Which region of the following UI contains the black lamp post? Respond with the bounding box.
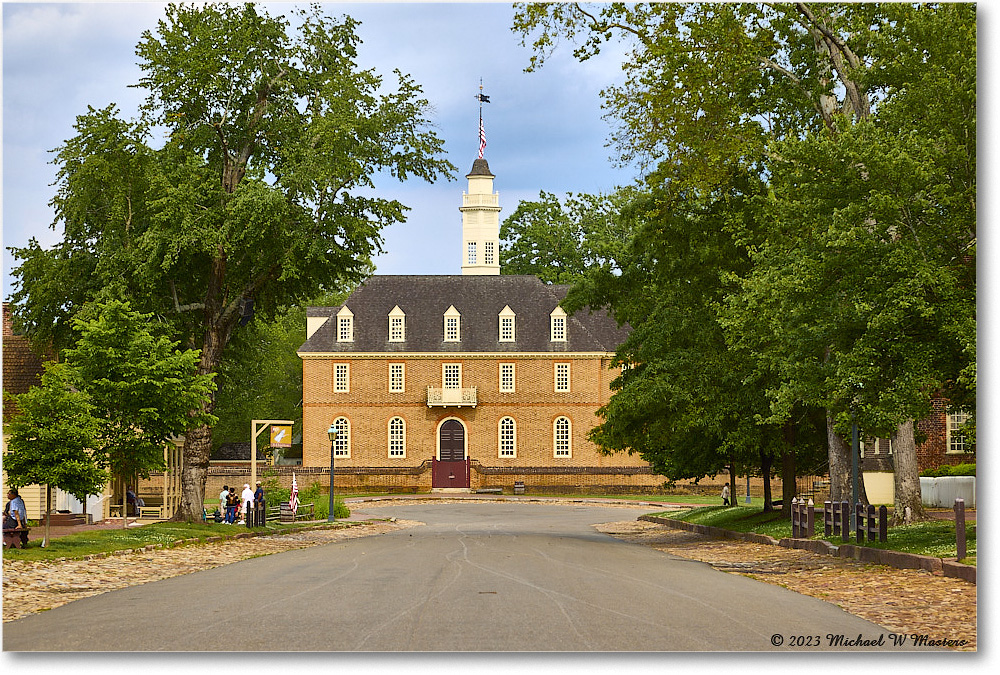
[327,424,338,522]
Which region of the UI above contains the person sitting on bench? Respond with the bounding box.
[3,488,29,547]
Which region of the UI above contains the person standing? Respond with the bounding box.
[240,484,253,525]
[225,486,239,524]
[253,482,264,526]
[721,482,731,506]
[219,485,229,519]
[4,488,29,547]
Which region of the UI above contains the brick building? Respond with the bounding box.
[297,158,661,493]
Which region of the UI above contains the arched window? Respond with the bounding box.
[388,417,406,458]
[553,416,571,458]
[331,417,350,458]
[498,417,516,458]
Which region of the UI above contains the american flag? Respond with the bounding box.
[289,472,299,513]
[478,117,486,159]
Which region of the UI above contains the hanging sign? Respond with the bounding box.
[270,425,292,448]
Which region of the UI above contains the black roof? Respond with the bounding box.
[467,158,494,177]
[298,275,628,354]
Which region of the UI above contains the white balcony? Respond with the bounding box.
[427,386,478,408]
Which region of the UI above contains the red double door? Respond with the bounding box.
[432,419,469,488]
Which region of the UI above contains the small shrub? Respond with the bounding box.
[921,463,976,477]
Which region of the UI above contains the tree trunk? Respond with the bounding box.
[826,412,851,502]
[780,422,797,517]
[759,449,773,512]
[891,419,927,524]
[781,449,796,517]
[43,484,52,547]
[173,319,229,521]
[728,457,737,509]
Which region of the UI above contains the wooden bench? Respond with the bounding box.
[3,528,29,549]
[277,502,315,522]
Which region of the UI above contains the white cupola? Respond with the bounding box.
[459,158,501,275]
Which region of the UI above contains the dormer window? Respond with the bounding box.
[499,305,516,342]
[444,305,461,342]
[550,307,567,342]
[388,305,406,342]
[337,306,354,342]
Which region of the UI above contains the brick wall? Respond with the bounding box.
[302,354,634,470]
[916,398,975,472]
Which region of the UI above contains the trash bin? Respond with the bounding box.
[514,481,525,495]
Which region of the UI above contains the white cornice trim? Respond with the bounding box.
[297,351,617,360]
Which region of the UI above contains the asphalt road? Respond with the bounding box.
[3,502,930,651]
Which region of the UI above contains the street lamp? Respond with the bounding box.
[327,424,338,522]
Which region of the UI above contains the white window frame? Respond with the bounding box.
[554,416,572,458]
[947,410,971,454]
[337,306,354,343]
[499,305,516,342]
[444,305,461,342]
[389,363,405,393]
[498,417,516,458]
[499,362,515,393]
[332,417,351,458]
[388,305,406,342]
[555,362,571,392]
[467,241,477,265]
[388,417,406,458]
[334,363,350,393]
[443,363,462,390]
[484,241,495,265]
[550,307,567,342]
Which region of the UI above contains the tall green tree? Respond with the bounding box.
[515,3,975,520]
[8,3,454,519]
[3,361,106,545]
[500,189,636,283]
[62,300,216,525]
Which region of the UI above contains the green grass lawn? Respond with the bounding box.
[657,504,976,563]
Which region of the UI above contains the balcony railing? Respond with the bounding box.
[427,386,478,408]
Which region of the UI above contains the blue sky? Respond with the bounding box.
[2,1,639,298]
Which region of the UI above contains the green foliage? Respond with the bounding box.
[6,2,455,516]
[61,300,216,481]
[500,189,637,283]
[921,464,976,478]
[3,362,107,501]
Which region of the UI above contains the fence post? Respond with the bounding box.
[855,502,865,543]
[878,505,887,542]
[824,501,832,537]
[955,498,966,561]
[866,504,877,542]
[806,499,815,538]
[832,501,841,537]
[791,498,799,538]
[840,501,850,543]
